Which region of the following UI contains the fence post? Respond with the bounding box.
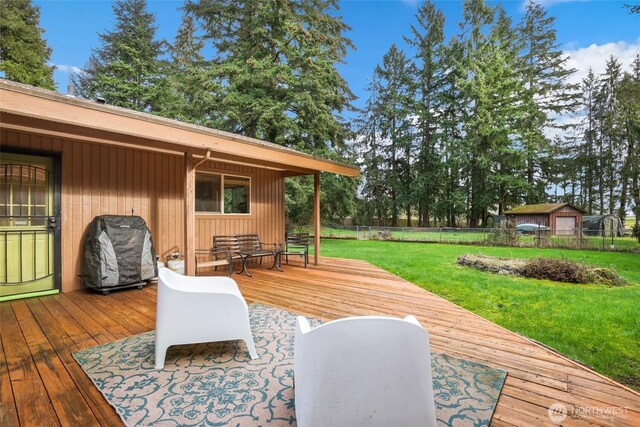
[439,227,442,243]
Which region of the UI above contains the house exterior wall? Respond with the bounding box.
[2,129,285,293]
[194,160,285,251]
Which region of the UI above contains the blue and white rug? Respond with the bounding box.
[74,303,507,426]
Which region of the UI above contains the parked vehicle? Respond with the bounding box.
[516,223,551,234]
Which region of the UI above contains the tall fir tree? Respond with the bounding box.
[185,0,355,151]
[0,0,55,89]
[405,0,446,226]
[518,0,579,203]
[561,69,599,211]
[355,73,391,225]
[595,57,624,214]
[458,0,496,227]
[490,6,529,214]
[160,12,217,126]
[458,0,529,225]
[186,0,359,227]
[374,44,416,226]
[617,56,640,234]
[438,39,467,226]
[75,0,167,112]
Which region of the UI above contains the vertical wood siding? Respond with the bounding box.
[194,160,285,250]
[2,130,285,293]
[506,214,549,226]
[507,207,583,234]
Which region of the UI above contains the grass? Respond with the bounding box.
[320,226,640,251]
[319,238,640,390]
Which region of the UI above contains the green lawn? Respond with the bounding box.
[320,226,640,251]
[319,238,640,390]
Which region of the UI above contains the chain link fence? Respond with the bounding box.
[317,225,640,252]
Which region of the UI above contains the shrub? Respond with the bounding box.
[486,226,520,246]
[633,223,640,243]
[380,229,393,240]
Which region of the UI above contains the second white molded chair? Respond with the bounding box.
[294,315,437,427]
[154,267,258,369]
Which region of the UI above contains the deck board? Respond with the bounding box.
[1,257,638,426]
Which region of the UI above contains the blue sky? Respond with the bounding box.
[37,0,640,111]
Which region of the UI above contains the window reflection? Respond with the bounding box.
[195,173,250,214]
[224,176,250,214]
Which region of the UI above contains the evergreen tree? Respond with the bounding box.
[160,12,217,125]
[75,0,167,112]
[374,44,416,226]
[405,0,446,226]
[595,57,624,214]
[457,0,529,225]
[186,0,358,228]
[355,73,391,225]
[617,55,640,228]
[438,39,467,227]
[490,6,529,214]
[563,69,599,212]
[0,0,55,89]
[518,0,580,203]
[458,0,494,226]
[185,0,355,151]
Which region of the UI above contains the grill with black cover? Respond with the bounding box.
[83,215,158,294]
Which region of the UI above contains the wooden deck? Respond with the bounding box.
[1,257,638,426]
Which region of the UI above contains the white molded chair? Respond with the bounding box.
[294,315,437,427]
[154,267,258,369]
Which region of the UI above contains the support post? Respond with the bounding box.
[184,152,196,275]
[314,173,321,266]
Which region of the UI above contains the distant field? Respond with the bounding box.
[319,239,640,390]
[319,226,640,251]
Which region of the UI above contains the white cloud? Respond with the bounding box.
[53,64,82,74]
[564,38,640,86]
[521,0,587,12]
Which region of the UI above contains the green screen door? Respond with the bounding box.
[1,152,59,301]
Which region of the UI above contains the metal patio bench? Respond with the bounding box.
[236,234,282,277]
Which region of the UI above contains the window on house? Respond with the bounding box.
[224,176,250,214]
[195,173,250,214]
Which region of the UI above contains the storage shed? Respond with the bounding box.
[505,203,586,235]
[0,79,359,301]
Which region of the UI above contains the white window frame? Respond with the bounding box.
[195,171,251,215]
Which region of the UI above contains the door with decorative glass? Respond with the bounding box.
[0,152,60,301]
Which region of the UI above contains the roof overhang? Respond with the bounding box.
[0,80,360,177]
[505,203,586,215]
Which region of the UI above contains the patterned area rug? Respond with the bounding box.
[74,303,507,426]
